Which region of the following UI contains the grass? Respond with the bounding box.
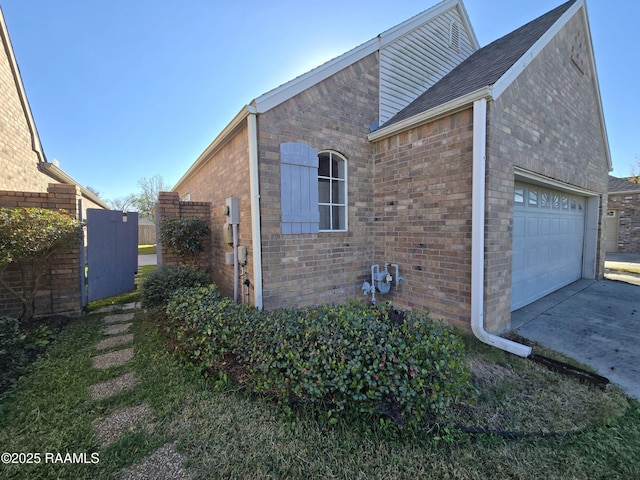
[83,265,156,313]
[1,275,639,479]
[138,244,156,255]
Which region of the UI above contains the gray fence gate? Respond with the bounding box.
[86,209,139,303]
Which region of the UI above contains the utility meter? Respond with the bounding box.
[223,222,233,245]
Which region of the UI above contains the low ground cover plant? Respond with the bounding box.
[165,284,472,427]
[140,265,211,309]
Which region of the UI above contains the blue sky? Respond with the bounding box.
[1,0,638,202]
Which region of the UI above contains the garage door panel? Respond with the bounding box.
[511,182,585,311]
[513,217,526,238]
[539,218,550,236]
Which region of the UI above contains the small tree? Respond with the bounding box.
[631,155,640,184]
[0,208,83,321]
[108,194,137,212]
[159,216,210,265]
[134,175,169,221]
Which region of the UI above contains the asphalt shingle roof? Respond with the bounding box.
[608,175,640,193]
[382,0,577,128]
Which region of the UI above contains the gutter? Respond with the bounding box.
[368,87,492,142]
[247,106,264,309]
[38,162,110,209]
[471,98,531,358]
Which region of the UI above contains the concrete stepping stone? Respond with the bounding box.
[104,323,132,336]
[103,312,135,324]
[93,403,153,447]
[120,443,191,480]
[92,348,134,370]
[90,372,139,401]
[93,303,139,315]
[95,334,134,351]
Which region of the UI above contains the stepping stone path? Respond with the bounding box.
[88,303,191,478]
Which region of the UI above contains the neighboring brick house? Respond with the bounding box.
[170,0,610,351]
[0,7,106,214]
[0,7,108,317]
[606,176,640,254]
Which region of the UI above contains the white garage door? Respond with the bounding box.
[511,182,585,311]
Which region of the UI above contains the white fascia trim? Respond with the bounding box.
[378,0,460,46]
[254,0,472,114]
[253,40,379,114]
[492,0,611,172]
[609,190,640,196]
[172,106,250,193]
[455,0,480,50]
[580,0,612,172]
[514,167,601,197]
[367,86,492,142]
[38,162,110,209]
[492,0,584,100]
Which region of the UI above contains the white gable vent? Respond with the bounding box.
[449,20,460,52]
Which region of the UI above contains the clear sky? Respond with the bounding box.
[1,0,638,203]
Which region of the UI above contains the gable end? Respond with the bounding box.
[379,5,475,124]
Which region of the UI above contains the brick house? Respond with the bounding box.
[606,176,640,254]
[0,7,108,317]
[0,7,107,214]
[169,0,610,352]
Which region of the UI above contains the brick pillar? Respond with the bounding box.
[156,191,212,270]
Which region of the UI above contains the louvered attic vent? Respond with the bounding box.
[449,20,460,52]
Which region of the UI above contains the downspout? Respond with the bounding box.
[471,98,531,358]
[247,106,264,309]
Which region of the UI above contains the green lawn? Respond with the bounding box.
[138,244,156,255]
[1,279,638,479]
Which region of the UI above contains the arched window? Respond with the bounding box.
[318,151,347,231]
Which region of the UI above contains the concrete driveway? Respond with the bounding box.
[512,253,640,400]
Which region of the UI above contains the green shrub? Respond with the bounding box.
[0,208,83,320]
[140,265,211,308]
[159,216,210,265]
[246,303,472,426]
[165,286,472,427]
[165,284,234,371]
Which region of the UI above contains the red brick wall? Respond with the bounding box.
[608,193,640,253]
[171,124,252,302]
[372,109,474,330]
[0,184,82,318]
[256,53,379,309]
[156,192,214,282]
[0,27,52,193]
[485,14,609,331]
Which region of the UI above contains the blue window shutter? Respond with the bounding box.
[280,142,319,234]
